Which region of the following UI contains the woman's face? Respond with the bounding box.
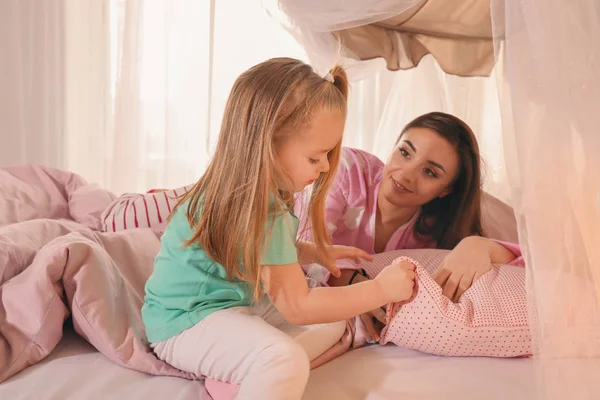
[380,127,460,209]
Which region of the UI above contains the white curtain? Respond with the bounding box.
[273,1,600,399]
[82,0,313,194]
[1,0,507,201]
[1,0,307,194]
[0,0,65,168]
[0,0,390,193]
[491,1,600,398]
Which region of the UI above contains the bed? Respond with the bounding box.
[0,166,534,400]
[0,325,535,400]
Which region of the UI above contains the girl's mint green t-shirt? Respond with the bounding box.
[142,203,299,343]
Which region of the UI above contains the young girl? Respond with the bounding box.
[141,58,416,399]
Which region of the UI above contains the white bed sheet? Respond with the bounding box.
[0,327,535,400]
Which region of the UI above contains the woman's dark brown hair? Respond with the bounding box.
[397,112,484,249]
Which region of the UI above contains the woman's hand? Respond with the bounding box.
[432,236,496,302]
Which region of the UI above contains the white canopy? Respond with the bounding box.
[269,1,600,398]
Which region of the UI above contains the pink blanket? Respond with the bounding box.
[0,165,195,383]
[0,165,354,399]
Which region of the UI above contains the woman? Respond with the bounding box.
[294,112,522,335]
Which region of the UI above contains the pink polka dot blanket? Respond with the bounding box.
[349,249,531,357]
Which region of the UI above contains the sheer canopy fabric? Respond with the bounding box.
[272,1,600,399]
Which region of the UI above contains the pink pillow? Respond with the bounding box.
[356,249,531,357]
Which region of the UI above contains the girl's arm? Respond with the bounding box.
[261,261,415,326]
[296,241,320,266]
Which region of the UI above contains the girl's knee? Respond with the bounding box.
[280,340,310,387]
[260,339,310,380]
[286,340,311,372]
[239,340,310,399]
[287,320,347,361]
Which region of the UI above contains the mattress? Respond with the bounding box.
[0,327,535,400]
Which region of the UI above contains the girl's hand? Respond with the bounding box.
[432,236,494,302]
[374,260,416,303]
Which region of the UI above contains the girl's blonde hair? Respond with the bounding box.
[174,57,349,298]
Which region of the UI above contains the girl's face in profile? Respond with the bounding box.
[276,108,344,193]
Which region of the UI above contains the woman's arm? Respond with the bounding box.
[433,235,518,302]
[485,237,518,264]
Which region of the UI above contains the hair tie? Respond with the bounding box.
[323,72,334,83]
